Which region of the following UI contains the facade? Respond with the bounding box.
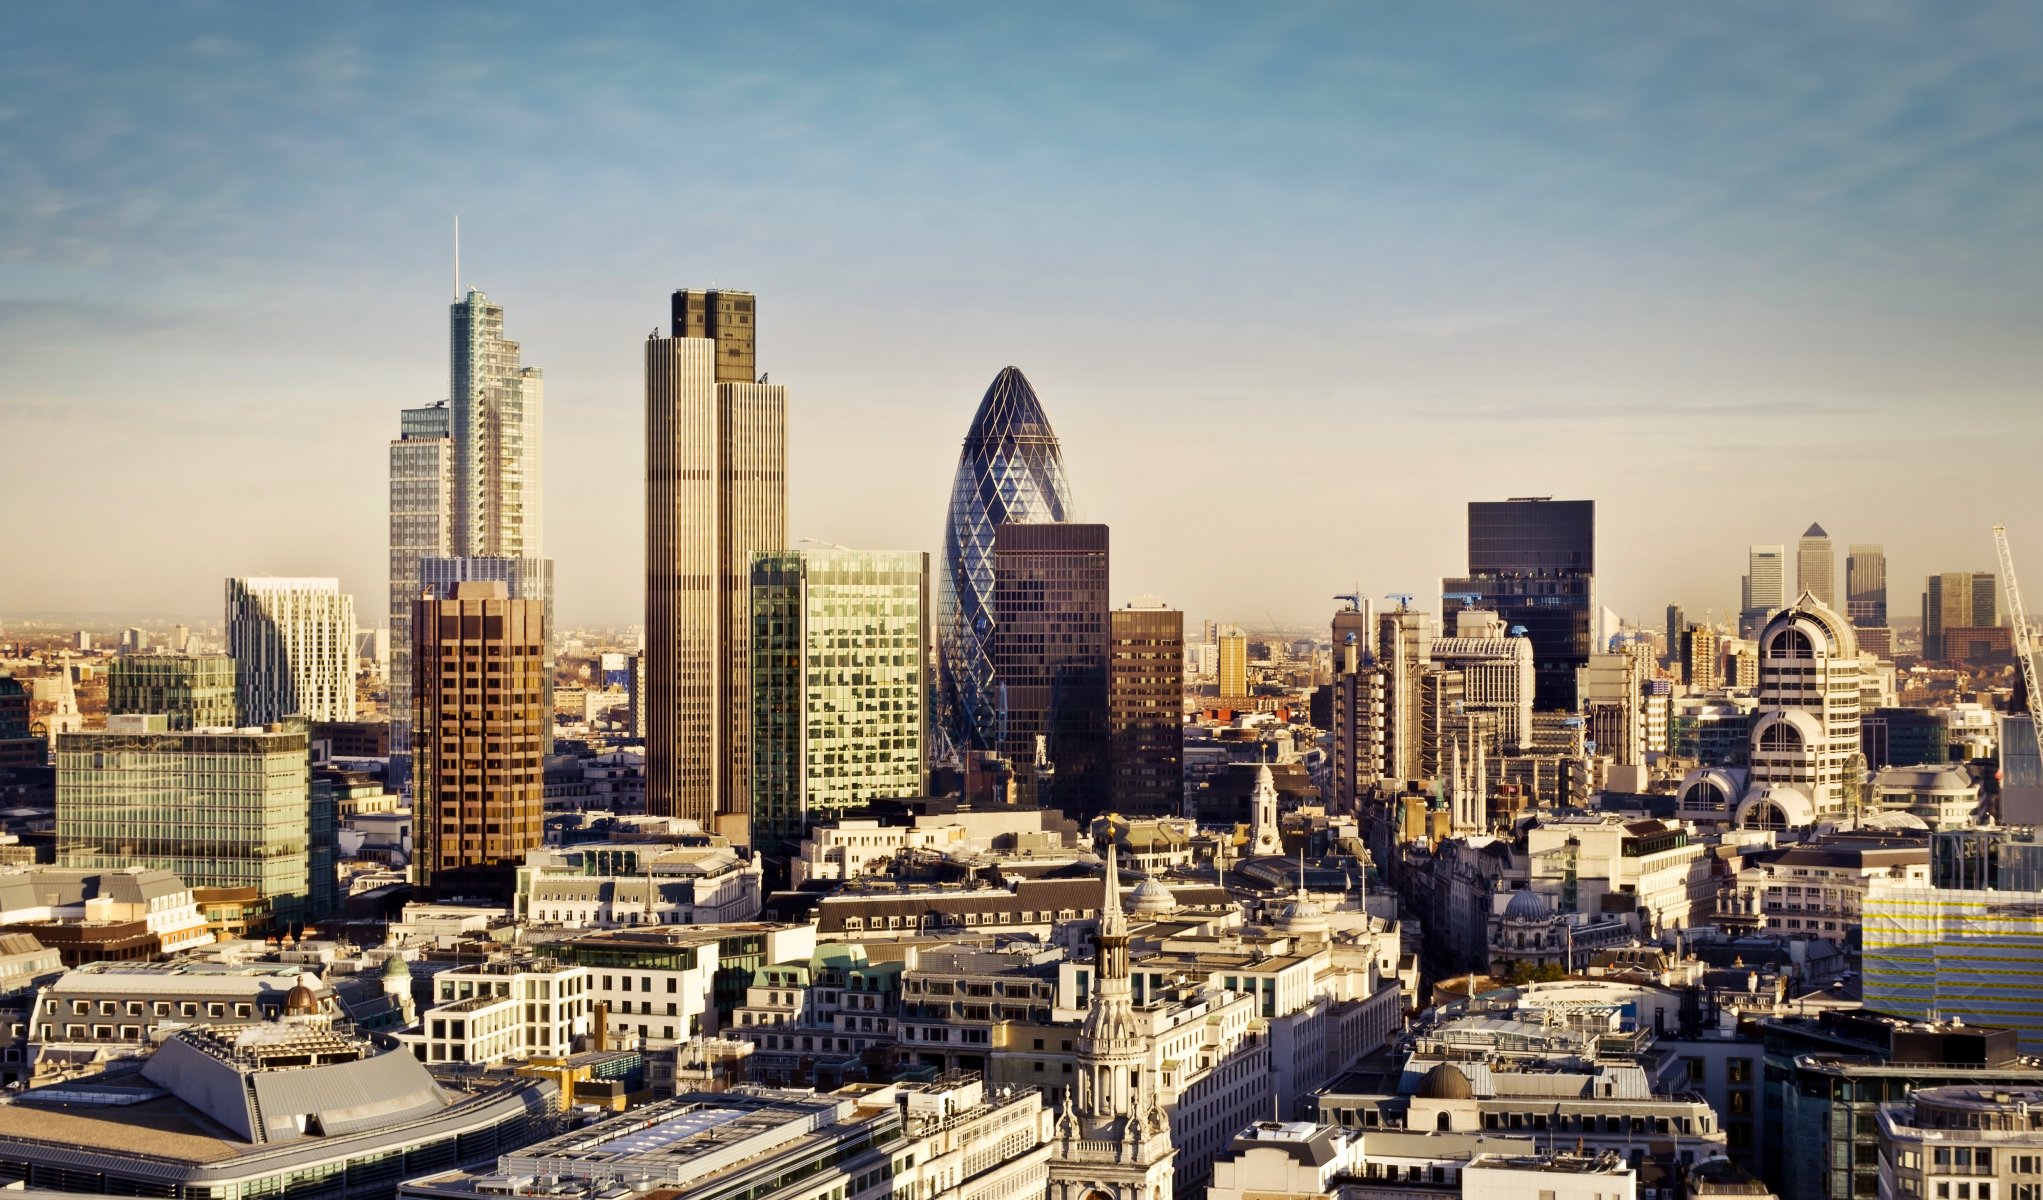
[55,723,316,922]
[389,399,454,781]
[1877,1085,2043,1200]
[1109,603,1185,816]
[645,290,787,841]
[939,366,1076,759]
[413,581,547,901]
[1864,876,2043,1053]
[1443,498,1595,711]
[1743,545,1787,636]
[1798,522,1837,608]
[1746,593,1863,829]
[1430,610,1536,752]
[749,549,930,851]
[514,842,762,929]
[226,576,357,724]
[992,522,1110,818]
[417,553,555,751]
[1923,573,1999,661]
[1848,543,1888,628]
[106,652,236,730]
[450,289,543,560]
[1684,624,1721,690]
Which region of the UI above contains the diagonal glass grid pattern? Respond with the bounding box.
[939,367,1073,756]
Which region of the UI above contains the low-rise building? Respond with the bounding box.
[512,841,762,928]
[1877,1085,2043,1200]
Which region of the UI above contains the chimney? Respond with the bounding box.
[593,1001,608,1053]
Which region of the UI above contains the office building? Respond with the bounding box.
[1442,498,1594,711]
[1879,1086,2043,1200]
[749,549,930,851]
[388,399,454,780]
[418,554,555,751]
[1973,571,2001,627]
[0,671,42,770]
[413,581,547,901]
[1846,543,1887,627]
[991,522,1109,818]
[1863,872,2043,1053]
[645,289,786,840]
[1217,626,1248,697]
[1108,602,1184,816]
[939,366,1075,759]
[1741,545,1786,636]
[450,289,543,560]
[55,721,316,922]
[1797,522,1836,607]
[107,652,236,730]
[226,576,357,725]
[1664,604,1684,667]
[1430,609,1535,752]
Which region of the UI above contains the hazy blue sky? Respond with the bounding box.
[5,3,2042,631]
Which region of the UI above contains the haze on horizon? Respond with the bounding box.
[5,4,2042,633]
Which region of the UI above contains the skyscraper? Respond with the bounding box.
[1665,604,1685,669]
[992,522,1109,818]
[412,580,547,901]
[388,400,454,779]
[1108,603,1184,817]
[419,554,555,752]
[226,577,356,725]
[57,720,315,922]
[645,290,786,840]
[1216,627,1247,698]
[450,289,543,560]
[1798,522,1836,607]
[1924,572,1975,661]
[749,550,929,851]
[1846,543,1888,628]
[108,653,237,730]
[1442,498,1595,711]
[1740,544,1786,636]
[939,367,1074,759]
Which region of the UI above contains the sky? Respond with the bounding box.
[5,3,2043,632]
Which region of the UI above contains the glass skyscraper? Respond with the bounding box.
[749,550,929,851]
[939,367,1074,758]
[1443,498,1595,712]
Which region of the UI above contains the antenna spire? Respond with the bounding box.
[453,213,461,299]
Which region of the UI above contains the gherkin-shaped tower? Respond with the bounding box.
[939,367,1073,756]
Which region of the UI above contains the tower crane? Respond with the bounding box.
[1993,524,2043,740]
[1333,591,1365,612]
[1385,593,1414,610]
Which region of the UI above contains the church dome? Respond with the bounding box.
[1128,878,1177,916]
[1502,890,1553,922]
[283,981,320,1016]
[381,955,412,979]
[1414,1063,1475,1100]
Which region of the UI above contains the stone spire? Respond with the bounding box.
[1450,738,1466,831]
[1250,755,1282,854]
[1472,735,1488,832]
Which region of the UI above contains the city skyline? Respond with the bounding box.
[6,5,2043,631]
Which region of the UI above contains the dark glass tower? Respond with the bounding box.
[992,522,1109,819]
[939,367,1074,758]
[1109,605,1184,817]
[1444,498,1595,711]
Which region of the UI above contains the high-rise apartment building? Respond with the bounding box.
[749,549,929,851]
[1216,628,1248,698]
[450,289,543,561]
[1681,624,1720,691]
[939,368,1075,759]
[1740,545,1786,637]
[225,577,356,725]
[1845,544,1887,628]
[108,653,237,730]
[992,522,1109,818]
[1797,523,1836,608]
[56,720,315,922]
[1108,603,1184,817]
[1443,498,1594,711]
[388,400,454,779]
[412,581,547,901]
[645,290,787,840]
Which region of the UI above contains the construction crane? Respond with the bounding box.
[1993,524,2043,740]
[1333,590,1365,612]
[1385,593,1414,610]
